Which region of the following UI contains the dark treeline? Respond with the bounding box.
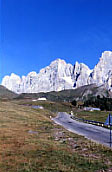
[71,96,112,111]
[84,96,112,111]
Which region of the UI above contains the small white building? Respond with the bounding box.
[37,97,47,101]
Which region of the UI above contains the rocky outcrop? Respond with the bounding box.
[89,51,112,91]
[2,73,21,93]
[1,51,112,93]
[72,61,91,88]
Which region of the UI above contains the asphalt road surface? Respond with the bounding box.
[53,112,112,148]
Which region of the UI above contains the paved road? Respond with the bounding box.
[53,112,112,148]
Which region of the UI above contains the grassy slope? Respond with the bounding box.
[74,111,110,123]
[18,99,75,113]
[19,99,111,123]
[0,100,112,172]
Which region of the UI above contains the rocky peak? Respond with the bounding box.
[72,61,92,88]
[73,62,91,74]
[40,58,68,74]
[50,58,67,66]
[2,73,21,93]
[89,51,112,86]
[27,71,37,77]
[101,51,112,60]
[95,51,112,70]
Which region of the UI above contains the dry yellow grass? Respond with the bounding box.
[0,100,112,172]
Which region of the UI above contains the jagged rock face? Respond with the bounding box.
[89,51,112,90]
[1,51,112,93]
[2,73,21,94]
[2,59,75,93]
[72,62,91,88]
[34,59,74,92]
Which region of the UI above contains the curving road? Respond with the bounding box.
[53,112,112,148]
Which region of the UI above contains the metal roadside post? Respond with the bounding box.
[109,114,112,147]
[104,114,112,147]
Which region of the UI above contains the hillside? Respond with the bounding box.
[0,85,18,99]
[16,84,112,102]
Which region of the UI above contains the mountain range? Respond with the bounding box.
[1,51,112,94]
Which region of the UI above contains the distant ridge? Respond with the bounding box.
[0,85,18,99]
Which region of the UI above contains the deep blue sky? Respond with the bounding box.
[1,0,112,82]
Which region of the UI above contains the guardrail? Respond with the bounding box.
[71,115,110,128]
